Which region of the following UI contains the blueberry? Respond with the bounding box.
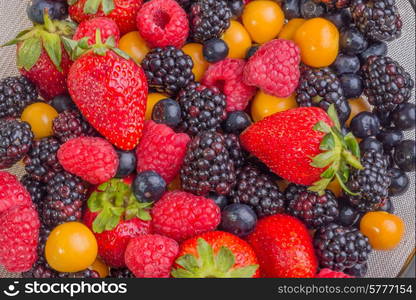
[152,98,181,128]
[359,137,384,154]
[377,199,394,214]
[203,38,229,63]
[245,45,259,60]
[338,99,352,124]
[338,201,361,227]
[228,0,244,19]
[220,204,257,237]
[358,41,387,63]
[332,54,360,75]
[27,0,68,24]
[374,109,392,128]
[324,8,352,29]
[344,263,368,278]
[115,150,136,178]
[393,140,416,172]
[390,103,416,131]
[283,0,301,19]
[340,73,363,99]
[388,168,409,197]
[208,193,229,210]
[340,27,368,55]
[223,111,252,134]
[300,0,325,19]
[51,94,75,113]
[377,129,403,151]
[133,171,166,203]
[350,112,381,139]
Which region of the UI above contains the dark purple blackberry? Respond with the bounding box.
[176,0,194,11]
[0,76,38,118]
[0,119,33,169]
[285,184,339,229]
[189,0,232,42]
[296,67,351,123]
[42,171,88,228]
[361,56,414,113]
[347,150,391,212]
[180,131,236,196]
[230,164,285,218]
[52,109,97,143]
[20,174,46,213]
[59,269,100,278]
[314,223,372,272]
[177,83,227,136]
[350,0,402,42]
[141,46,194,96]
[23,137,62,183]
[109,268,134,278]
[224,133,246,168]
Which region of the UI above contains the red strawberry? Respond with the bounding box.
[69,0,143,34]
[0,205,40,272]
[247,214,317,278]
[73,17,120,46]
[0,171,32,214]
[172,231,259,278]
[316,268,354,278]
[67,37,148,150]
[4,14,75,100]
[136,121,190,184]
[84,178,152,268]
[240,106,363,193]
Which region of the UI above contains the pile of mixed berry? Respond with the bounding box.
[0,0,414,279]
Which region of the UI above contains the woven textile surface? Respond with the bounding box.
[0,0,414,278]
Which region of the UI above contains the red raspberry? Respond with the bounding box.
[316,268,354,278]
[125,234,179,278]
[202,58,257,112]
[243,39,301,98]
[0,205,39,272]
[136,0,189,48]
[151,191,221,242]
[57,137,119,184]
[73,17,121,46]
[136,121,190,184]
[0,171,32,214]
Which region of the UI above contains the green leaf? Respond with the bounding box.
[310,150,336,168]
[215,247,235,273]
[88,192,102,212]
[112,48,131,60]
[84,0,102,14]
[68,0,79,5]
[171,268,195,278]
[92,207,112,233]
[308,177,332,195]
[197,238,215,270]
[335,172,359,196]
[43,12,55,32]
[137,209,151,221]
[342,149,363,170]
[105,214,121,231]
[344,132,361,158]
[313,121,331,133]
[105,35,116,48]
[61,36,79,60]
[102,0,115,15]
[321,165,336,179]
[175,254,200,273]
[110,206,124,217]
[78,37,90,49]
[228,265,259,278]
[2,30,33,47]
[327,104,341,130]
[17,37,42,71]
[320,133,335,151]
[40,31,62,72]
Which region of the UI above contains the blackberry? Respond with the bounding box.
[109,268,134,278]
[181,131,236,196]
[361,56,414,113]
[314,223,372,272]
[347,150,391,212]
[42,171,88,228]
[350,0,402,42]
[141,47,194,96]
[176,0,194,11]
[0,119,33,169]
[177,83,227,136]
[59,269,100,278]
[24,137,62,183]
[296,67,351,123]
[230,164,285,218]
[285,184,339,229]
[52,109,97,143]
[224,133,246,168]
[20,174,46,213]
[189,0,232,42]
[0,76,38,119]
[315,0,350,9]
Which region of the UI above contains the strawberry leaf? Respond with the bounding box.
[17,37,42,71]
[320,133,335,151]
[215,247,235,273]
[313,121,331,133]
[102,0,115,15]
[327,104,341,130]
[310,150,336,168]
[68,0,79,5]
[84,0,102,14]
[228,265,259,278]
[40,31,62,72]
[197,238,215,270]
[175,254,200,272]
[112,48,131,60]
[344,132,361,158]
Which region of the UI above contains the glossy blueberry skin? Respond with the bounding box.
[344,263,368,278]
[133,171,166,203]
[377,129,403,151]
[390,103,416,131]
[203,38,229,63]
[332,54,360,75]
[358,41,387,63]
[208,193,229,210]
[283,0,301,19]
[228,0,244,19]
[388,168,409,197]
[245,45,259,60]
[350,112,381,139]
[152,98,181,128]
[338,201,361,227]
[27,0,68,24]
[324,8,352,29]
[340,27,368,55]
[115,150,136,178]
[300,0,325,19]
[394,140,416,172]
[340,73,363,99]
[220,203,257,237]
[223,111,252,134]
[360,137,384,154]
[51,94,75,113]
[377,199,394,214]
[374,109,392,128]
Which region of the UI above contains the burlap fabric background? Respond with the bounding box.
[0,0,414,278]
